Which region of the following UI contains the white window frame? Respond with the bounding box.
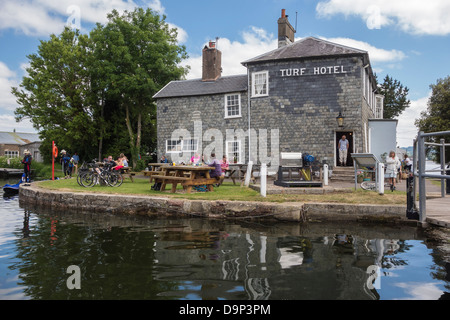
[182,139,198,153]
[166,139,182,153]
[226,140,242,164]
[4,151,19,158]
[166,139,198,153]
[251,71,269,97]
[224,93,242,119]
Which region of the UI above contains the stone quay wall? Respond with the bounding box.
[19,184,410,224]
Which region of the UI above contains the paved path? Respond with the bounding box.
[425,196,450,228]
[330,177,450,228]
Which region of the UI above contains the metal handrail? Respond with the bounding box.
[412,130,450,223]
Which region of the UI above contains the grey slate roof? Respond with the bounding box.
[153,74,248,99]
[242,37,368,65]
[0,131,41,145]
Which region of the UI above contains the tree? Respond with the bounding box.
[379,75,411,119]
[12,27,100,162]
[415,76,450,162]
[12,8,188,167]
[90,8,188,168]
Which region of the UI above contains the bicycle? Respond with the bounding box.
[360,180,394,191]
[77,160,123,187]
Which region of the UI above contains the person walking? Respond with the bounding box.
[385,150,401,191]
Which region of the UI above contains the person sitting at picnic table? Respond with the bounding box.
[119,153,129,167]
[207,153,224,187]
[160,155,168,163]
[113,156,124,171]
[105,155,117,170]
[190,153,201,165]
[220,155,229,175]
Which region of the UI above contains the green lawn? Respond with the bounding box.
[36,176,407,205]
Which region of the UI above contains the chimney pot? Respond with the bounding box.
[278,9,295,48]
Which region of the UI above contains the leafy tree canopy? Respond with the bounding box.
[378,75,411,119]
[12,8,188,168]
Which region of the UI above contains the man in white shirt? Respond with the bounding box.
[338,135,349,166]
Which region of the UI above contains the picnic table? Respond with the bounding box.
[152,165,220,193]
[144,163,170,183]
[225,164,260,186]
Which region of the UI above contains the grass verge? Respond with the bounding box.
[36,176,407,205]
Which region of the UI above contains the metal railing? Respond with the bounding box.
[412,130,450,223]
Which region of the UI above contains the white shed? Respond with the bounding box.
[368,119,398,162]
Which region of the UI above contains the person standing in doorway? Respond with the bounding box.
[338,135,349,166]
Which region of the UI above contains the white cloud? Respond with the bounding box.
[0,114,36,133]
[316,0,450,36]
[0,0,175,36]
[393,282,444,299]
[320,37,406,63]
[396,94,430,147]
[0,62,20,111]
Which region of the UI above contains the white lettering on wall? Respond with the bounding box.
[281,65,347,77]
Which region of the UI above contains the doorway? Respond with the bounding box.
[336,131,354,166]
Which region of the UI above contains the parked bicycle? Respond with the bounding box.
[360,180,394,191]
[77,159,123,188]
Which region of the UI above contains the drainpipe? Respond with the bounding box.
[247,68,251,162]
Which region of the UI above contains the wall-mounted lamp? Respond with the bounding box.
[336,112,344,128]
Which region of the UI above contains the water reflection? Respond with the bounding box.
[0,193,449,300]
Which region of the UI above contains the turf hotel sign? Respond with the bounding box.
[280,65,348,77]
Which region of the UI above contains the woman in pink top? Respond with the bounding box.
[220,155,229,175]
[190,153,201,165]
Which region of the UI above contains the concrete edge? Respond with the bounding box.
[18,183,409,223]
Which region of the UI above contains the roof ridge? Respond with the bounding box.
[242,36,368,65]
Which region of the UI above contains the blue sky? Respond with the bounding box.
[1,0,449,148]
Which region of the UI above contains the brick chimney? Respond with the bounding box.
[278,9,295,48]
[202,41,222,81]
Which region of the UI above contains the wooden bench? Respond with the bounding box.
[120,167,135,182]
[153,175,222,193]
[153,176,192,193]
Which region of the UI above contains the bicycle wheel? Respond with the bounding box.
[107,171,123,187]
[361,181,376,190]
[77,169,90,186]
[80,171,97,187]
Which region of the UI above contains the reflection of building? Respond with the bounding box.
[154,226,402,300]
[0,131,42,162]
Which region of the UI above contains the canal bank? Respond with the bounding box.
[19,182,410,224]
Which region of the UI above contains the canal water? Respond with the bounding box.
[1,180,449,300]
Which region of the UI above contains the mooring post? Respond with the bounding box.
[323,164,328,186]
[260,163,267,197]
[440,139,446,197]
[244,161,253,187]
[378,162,384,195]
[418,131,426,223]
